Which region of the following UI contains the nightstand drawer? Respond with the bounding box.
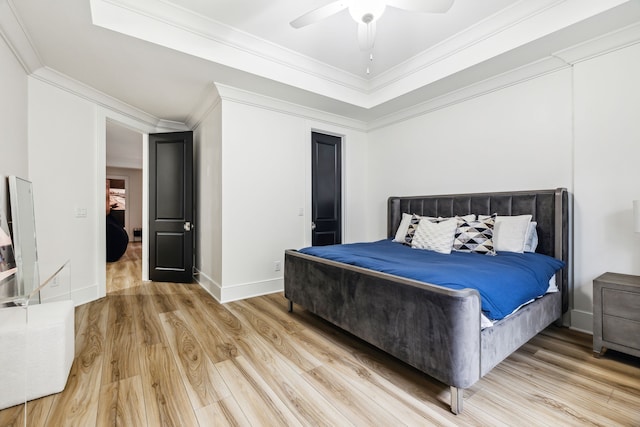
[603,315,640,349]
[603,288,640,322]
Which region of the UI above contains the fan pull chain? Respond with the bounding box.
[366,52,374,75]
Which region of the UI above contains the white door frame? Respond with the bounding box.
[97,111,152,298]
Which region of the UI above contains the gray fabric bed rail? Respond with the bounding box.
[284,250,482,388]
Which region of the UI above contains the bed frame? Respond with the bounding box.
[284,188,569,414]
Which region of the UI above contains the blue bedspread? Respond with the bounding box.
[298,239,565,320]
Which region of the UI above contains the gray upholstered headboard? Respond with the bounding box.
[387,188,569,313]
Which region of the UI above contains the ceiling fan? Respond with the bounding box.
[290,0,455,51]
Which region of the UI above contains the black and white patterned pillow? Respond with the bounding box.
[402,214,421,246]
[453,214,496,255]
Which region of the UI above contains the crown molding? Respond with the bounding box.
[553,20,640,64]
[89,0,370,106]
[7,0,639,133]
[30,67,188,132]
[185,84,222,131]
[190,10,640,134]
[118,0,366,89]
[370,0,566,92]
[214,83,368,133]
[0,1,188,132]
[155,120,190,132]
[368,56,570,131]
[90,0,633,111]
[369,10,640,130]
[0,0,42,73]
[367,0,632,106]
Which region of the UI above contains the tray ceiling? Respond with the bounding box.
[4,0,640,123]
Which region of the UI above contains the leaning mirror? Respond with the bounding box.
[0,221,17,305]
[8,176,40,304]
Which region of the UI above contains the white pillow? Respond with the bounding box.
[479,214,532,252]
[393,213,413,242]
[523,221,538,252]
[493,215,532,253]
[411,217,458,254]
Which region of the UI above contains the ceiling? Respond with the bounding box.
[5,0,640,125]
[162,0,518,77]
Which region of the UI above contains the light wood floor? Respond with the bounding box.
[1,244,639,426]
[106,241,143,294]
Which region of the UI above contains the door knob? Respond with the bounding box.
[184,221,193,231]
[311,222,316,230]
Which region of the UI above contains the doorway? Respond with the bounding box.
[311,132,342,246]
[105,120,144,293]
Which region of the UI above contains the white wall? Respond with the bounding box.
[0,34,28,229]
[367,70,574,239]
[220,100,308,300]
[572,42,640,332]
[0,32,28,303]
[192,88,369,302]
[193,98,223,299]
[28,77,99,305]
[106,166,143,239]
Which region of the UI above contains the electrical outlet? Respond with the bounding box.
[274,261,281,272]
[51,275,59,287]
[75,207,87,218]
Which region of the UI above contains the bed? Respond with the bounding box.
[284,188,569,414]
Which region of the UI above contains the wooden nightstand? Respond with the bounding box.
[593,272,640,358]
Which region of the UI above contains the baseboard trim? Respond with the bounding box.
[569,309,593,334]
[194,269,222,302]
[220,278,283,303]
[41,284,98,307]
[194,271,284,303]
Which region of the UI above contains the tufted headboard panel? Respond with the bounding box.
[387,188,569,313]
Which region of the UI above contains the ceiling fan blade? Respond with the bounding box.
[290,1,348,28]
[357,21,376,51]
[386,0,454,13]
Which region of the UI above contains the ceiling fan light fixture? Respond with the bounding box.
[348,0,386,24]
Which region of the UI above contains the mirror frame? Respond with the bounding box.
[8,176,40,304]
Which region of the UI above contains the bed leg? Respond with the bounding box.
[450,386,463,414]
[287,300,293,313]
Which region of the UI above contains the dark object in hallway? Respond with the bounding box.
[106,213,128,262]
[110,209,125,227]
